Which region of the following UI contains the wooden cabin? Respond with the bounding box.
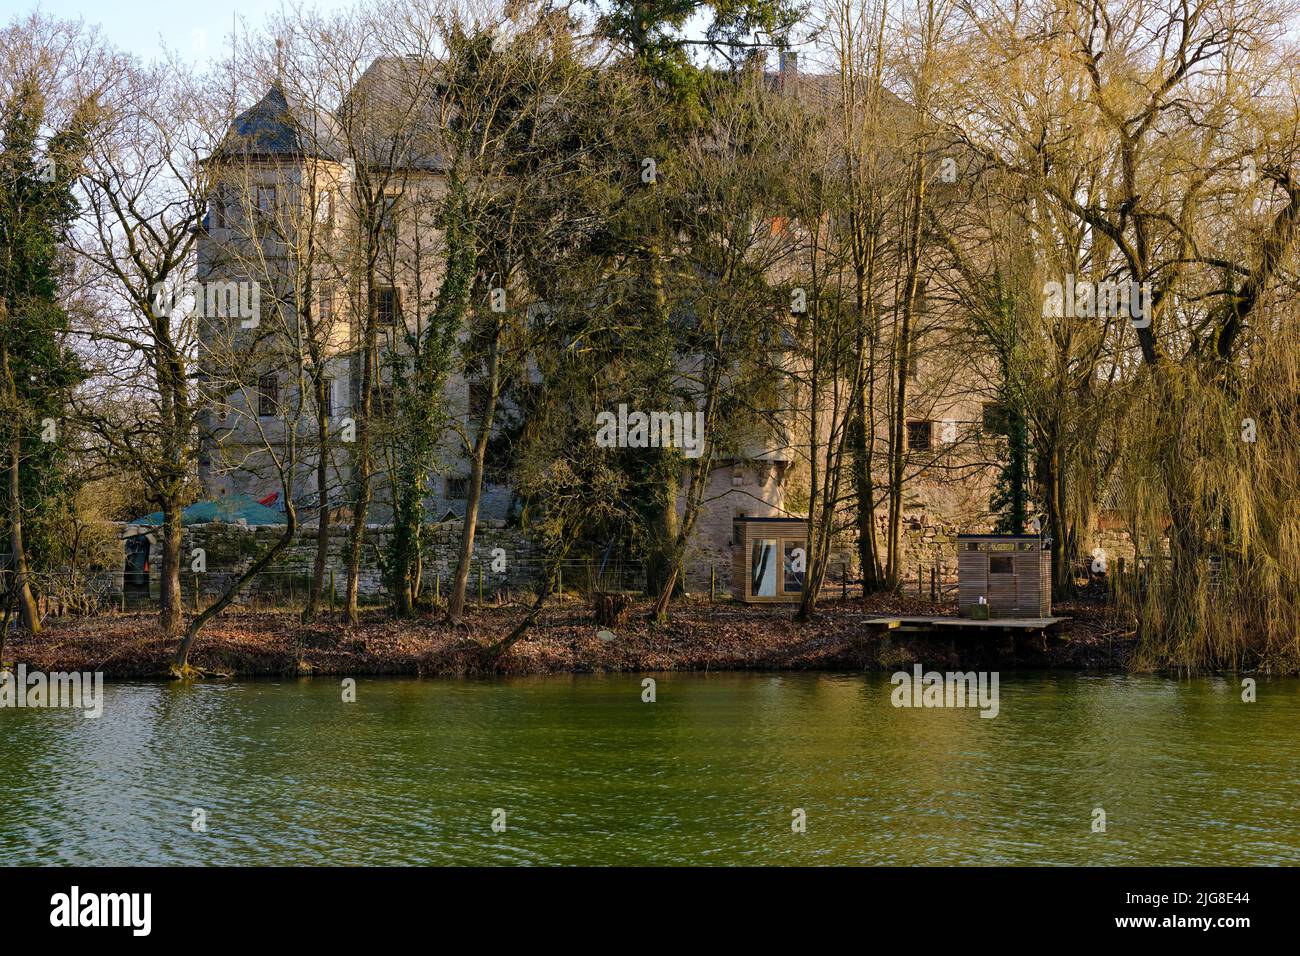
[957,534,1051,618]
[733,516,808,603]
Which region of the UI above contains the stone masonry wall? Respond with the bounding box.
[128,519,537,605]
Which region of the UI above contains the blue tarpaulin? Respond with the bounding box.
[129,494,285,528]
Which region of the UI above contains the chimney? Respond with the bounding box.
[779,50,798,90]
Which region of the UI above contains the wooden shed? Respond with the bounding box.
[957,534,1051,618]
[733,516,808,603]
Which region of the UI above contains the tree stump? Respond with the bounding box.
[593,592,631,627]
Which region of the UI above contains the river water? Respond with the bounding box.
[1,671,1296,865]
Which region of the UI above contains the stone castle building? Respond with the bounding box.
[192,60,796,590]
[187,55,1045,596]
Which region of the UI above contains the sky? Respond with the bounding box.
[4,1,355,65]
[7,2,757,76]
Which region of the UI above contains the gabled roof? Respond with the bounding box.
[341,56,448,172]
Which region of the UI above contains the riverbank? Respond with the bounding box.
[5,593,1137,678]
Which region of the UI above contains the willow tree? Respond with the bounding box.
[951,0,1300,666]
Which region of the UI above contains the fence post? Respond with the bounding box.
[329,569,335,613]
[930,566,937,601]
[194,574,200,612]
[917,564,922,598]
[478,563,484,606]
[842,563,847,601]
[710,564,716,603]
[558,565,563,596]
[435,571,440,604]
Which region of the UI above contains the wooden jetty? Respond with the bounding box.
[863,615,1070,637]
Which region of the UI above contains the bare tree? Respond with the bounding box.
[72,56,220,639]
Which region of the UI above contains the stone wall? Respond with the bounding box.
[126,519,537,604]
[682,460,786,592]
[896,511,963,587]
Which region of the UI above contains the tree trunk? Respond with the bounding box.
[345,283,377,624]
[885,143,927,589]
[303,388,331,623]
[0,346,38,633]
[851,405,882,593]
[0,587,15,670]
[448,334,499,621]
[158,500,184,637]
[173,503,298,672]
[484,560,558,664]
[6,431,38,634]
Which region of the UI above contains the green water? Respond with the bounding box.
[1,671,1296,865]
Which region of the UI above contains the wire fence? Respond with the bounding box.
[0,548,1163,631]
[0,559,649,621]
[1,556,884,624]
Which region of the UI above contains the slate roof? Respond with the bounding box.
[209,82,344,163]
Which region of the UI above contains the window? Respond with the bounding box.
[982,402,1010,435]
[446,476,469,500]
[258,374,278,417]
[379,194,399,245]
[751,539,778,596]
[315,192,334,227]
[989,555,1014,575]
[468,380,491,419]
[907,420,932,451]
[782,540,806,594]
[209,193,226,230]
[374,383,395,418]
[256,186,277,218]
[374,287,400,326]
[319,378,333,418]
[319,283,334,322]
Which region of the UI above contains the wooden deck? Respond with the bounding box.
[863,615,1070,635]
